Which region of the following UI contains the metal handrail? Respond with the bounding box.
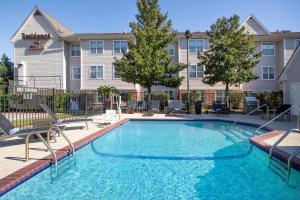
[287,129,300,167]
[268,128,300,183]
[52,126,75,155]
[25,132,58,167]
[233,104,269,126]
[269,129,300,160]
[255,106,294,134]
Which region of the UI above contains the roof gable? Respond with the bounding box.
[240,14,270,35]
[11,6,73,42]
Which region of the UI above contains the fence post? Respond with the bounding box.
[52,88,55,114]
[85,92,88,118]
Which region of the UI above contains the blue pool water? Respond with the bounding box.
[2,120,300,199]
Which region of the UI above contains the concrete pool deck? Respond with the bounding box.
[0,113,299,195]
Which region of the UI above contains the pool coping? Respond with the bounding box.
[0,118,275,196]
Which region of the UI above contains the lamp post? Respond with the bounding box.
[185,29,192,114]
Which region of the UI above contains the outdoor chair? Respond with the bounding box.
[150,100,160,113]
[275,104,292,121]
[0,112,56,161]
[137,101,146,112]
[40,104,92,130]
[212,101,230,116]
[168,100,183,113]
[102,110,116,126]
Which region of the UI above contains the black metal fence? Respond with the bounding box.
[0,85,283,129]
[0,86,101,129]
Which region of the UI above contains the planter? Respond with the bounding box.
[104,100,112,110]
[128,107,134,114]
[164,106,171,114]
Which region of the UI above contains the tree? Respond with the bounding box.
[97,86,119,109]
[113,0,185,108]
[198,15,260,106]
[0,54,13,85]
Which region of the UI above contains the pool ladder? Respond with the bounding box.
[269,128,300,183]
[25,126,75,167]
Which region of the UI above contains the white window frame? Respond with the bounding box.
[261,66,275,80]
[294,39,300,49]
[215,90,226,102]
[167,44,175,56]
[89,40,104,54]
[89,65,104,79]
[113,40,128,54]
[70,44,81,57]
[188,39,204,54]
[261,42,275,56]
[71,66,81,80]
[189,65,204,78]
[113,65,121,79]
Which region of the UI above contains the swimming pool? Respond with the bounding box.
[1,120,300,199]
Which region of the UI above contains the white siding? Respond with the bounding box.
[80,39,136,91]
[14,14,64,89]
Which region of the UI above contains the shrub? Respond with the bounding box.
[229,92,244,109]
[54,92,71,113]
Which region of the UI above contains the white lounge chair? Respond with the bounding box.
[103,109,116,125]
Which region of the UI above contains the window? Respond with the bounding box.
[167,44,175,56]
[96,92,104,103]
[261,43,275,56]
[113,40,128,54]
[189,65,204,78]
[90,66,104,79]
[294,39,300,49]
[113,65,120,79]
[90,41,104,54]
[71,67,81,80]
[216,91,225,103]
[188,39,204,54]
[262,66,275,80]
[71,44,80,56]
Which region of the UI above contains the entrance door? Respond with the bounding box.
[290,82,300,115]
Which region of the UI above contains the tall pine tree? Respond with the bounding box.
[0,54,13,85]
[199,15,260,105]
[114,0,185,107]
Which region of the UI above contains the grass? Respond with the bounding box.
[11,113,79,127]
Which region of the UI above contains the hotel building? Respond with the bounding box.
[11,6,300,107]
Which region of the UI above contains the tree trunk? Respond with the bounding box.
[225,82,229,107]
[147,87,151,110]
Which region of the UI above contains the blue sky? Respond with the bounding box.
[1,0,300,60]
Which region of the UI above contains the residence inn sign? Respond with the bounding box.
[22,33,51,50]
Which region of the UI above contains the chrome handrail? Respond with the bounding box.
[255,106,294,134]
[25,132,58,167]
[269,129,300,160]
[233,104,269,126]
[287,129,300,180]
[52,126,75,155]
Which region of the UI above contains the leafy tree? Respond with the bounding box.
[0,54,13,85]
[198,15,260,106]
[113,0,185,108]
